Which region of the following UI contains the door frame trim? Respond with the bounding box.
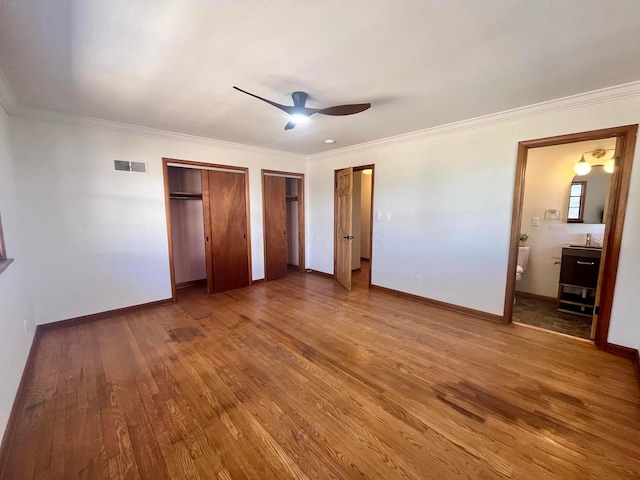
[261,169,306,279]
[504,125,637,351]
[333,164,375,288]
[162,158,253,302]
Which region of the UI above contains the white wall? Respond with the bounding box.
[286,178,299,266]
[518,139,614,298]
[0,107,36,440]
[352,171,362,270]
[286,200,299,266]
[9,116,304,325]
[361,172,372,259]
[306,83,640,349]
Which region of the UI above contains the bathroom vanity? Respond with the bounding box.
[557,246,602,317]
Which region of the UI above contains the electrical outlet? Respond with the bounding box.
[532,216,540,226]
[385,213,391,221]
[416,275,422,285]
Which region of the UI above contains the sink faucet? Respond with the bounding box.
[586,233,592,246]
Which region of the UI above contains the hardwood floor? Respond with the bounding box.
[2,270,639,479]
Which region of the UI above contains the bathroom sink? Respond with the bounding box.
[569,245,602,249]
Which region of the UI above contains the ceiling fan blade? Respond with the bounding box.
[233,86,294,115]
[316,103,371,116]
[234,86,371,129]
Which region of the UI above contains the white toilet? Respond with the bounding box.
[516,246,530,281]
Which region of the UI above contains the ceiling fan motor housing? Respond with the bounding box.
[291,91,308,108]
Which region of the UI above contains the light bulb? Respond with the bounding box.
[290,113,309,125]
[604,157,615,174]
[573,155,592,176]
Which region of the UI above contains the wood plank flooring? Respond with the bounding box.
[2,269,639,479]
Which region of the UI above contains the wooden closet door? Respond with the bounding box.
[203,170,250,293]
[263,175,288,281]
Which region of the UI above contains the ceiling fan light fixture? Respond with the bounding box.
[573,155,592,176]
[289,113,309,125]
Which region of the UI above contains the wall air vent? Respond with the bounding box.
[114,160,147,174]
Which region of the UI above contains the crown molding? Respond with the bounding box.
[2,58,640,162]
[10,104,304,159]
[0,64,303,160]
[307,80,640,161]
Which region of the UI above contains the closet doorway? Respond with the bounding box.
[505,125,637,352]
[163,158,252,301]
[261,170,305,281]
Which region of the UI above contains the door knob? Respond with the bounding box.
[343,235,354,240]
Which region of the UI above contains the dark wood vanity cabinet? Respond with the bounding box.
[557,247,602,317]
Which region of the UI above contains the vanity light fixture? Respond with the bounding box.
[604,154,615,174]
[362,169,373,175]
[573,155,592,176]
[573,148,615,176]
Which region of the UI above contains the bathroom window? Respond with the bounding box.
[567,181,586,223]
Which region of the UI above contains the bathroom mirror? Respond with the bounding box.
[567,165,611,224]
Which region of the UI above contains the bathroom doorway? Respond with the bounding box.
[513,139,616,339]
[505,125,637,351]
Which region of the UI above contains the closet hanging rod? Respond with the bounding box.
[263,172,303,179]
[170,192,203,200]
[167,163,245,174]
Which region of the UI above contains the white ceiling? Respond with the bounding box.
[1,1,640,155]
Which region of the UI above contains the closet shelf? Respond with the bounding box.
[286,195,298,202]
[170,192,203,200]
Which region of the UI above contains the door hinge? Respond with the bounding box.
[594,305,600,315]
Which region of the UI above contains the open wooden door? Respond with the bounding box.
[591,136,621,339]
[335,167,354,291]
[263,175,288,280]
[202,169,250,293]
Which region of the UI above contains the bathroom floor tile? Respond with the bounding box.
[513,295,592,339]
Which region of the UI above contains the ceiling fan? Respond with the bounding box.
[233,86,371,130]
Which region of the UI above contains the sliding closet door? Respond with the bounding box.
[263,175,288,280]
[202,170,250,293]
